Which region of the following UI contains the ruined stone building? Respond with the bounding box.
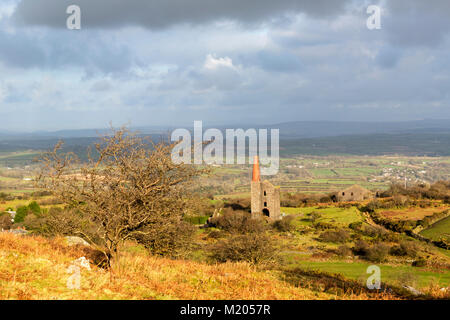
[335,184,373,202]
[251,156,281,220]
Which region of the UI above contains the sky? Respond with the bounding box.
[0,0,450,131]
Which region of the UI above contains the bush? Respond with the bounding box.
[319,195,332,203]
[14,206,29,223]
[210,209,266,234]
[207,230,224,239]
[353,240,370,256]
[412,258,427,267]
[365,243,390,262]
[313,221,334,230]
[362,225,387,238]
[349,221,363,230]
[335,245,352,258]
[272,215,295,232]
[0,214,12,230]
[319,229,350,243]
[390,241,418,258]
[27,201,41,216]
[209,233,276,265]
[134,220,196,258]
[223,198,251,211]
[184,215,209,225]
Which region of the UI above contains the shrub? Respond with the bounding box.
[349,221,363,230]
[319,196,332,203]
[37,198,62,206]
[27,201,41,216]
[210,209,266,234]
[223,198,251,211]
[14,206,29,223]
[319,229,350,243]
[353,240,370,256]
[335,245,352,258]
[362,225,387,238]
[313,221,334,230]
[337,203,353,209]
[412,258,427,267]
[134,220,196,258]
[209,233,276,265]
[0,214,12,230]
[184,215,209,225]
[207,230,224,239]
[365,243,390,262]
[272,215,295,232]
[390,241,418,258]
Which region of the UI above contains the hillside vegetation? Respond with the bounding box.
[0,232,362,300]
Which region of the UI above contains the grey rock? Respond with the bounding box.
[65,236,90,247]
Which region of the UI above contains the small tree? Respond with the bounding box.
[27,201,41,216]
[0,214,12,230]
[14,206,29,223]
[37,128,204,267]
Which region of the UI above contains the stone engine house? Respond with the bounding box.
[250,156,281,220]
[335,184,373,202]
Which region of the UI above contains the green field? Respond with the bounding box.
[283,260,450,289]
[420,216,450,241]
[282,206,364,226]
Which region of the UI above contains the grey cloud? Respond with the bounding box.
[0,29,139,73]
[13,0,351,29]
[385,0,450,47]
[90,79,113,91]
[238,50,303,73]
[375,46,402,69]
[0,32,46,68]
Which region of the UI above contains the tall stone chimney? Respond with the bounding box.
[252,155,260,182]
[250,155,280,220]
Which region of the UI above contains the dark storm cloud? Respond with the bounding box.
[13,0,351,29]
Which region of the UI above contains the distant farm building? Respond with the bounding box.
[334,185,373,202]
[250,156,281,220]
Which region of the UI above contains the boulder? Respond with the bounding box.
[65,236,90,247]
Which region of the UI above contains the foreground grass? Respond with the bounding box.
[0,233,338,300]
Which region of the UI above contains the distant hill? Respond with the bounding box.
[268,119,450,139]
[280,132,450,156]
[1,120,450,158]
[2,119,449,140]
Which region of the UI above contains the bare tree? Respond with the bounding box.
[37,128,204,267]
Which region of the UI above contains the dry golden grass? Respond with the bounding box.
[0,233,335,300]
[0,233,430,300]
